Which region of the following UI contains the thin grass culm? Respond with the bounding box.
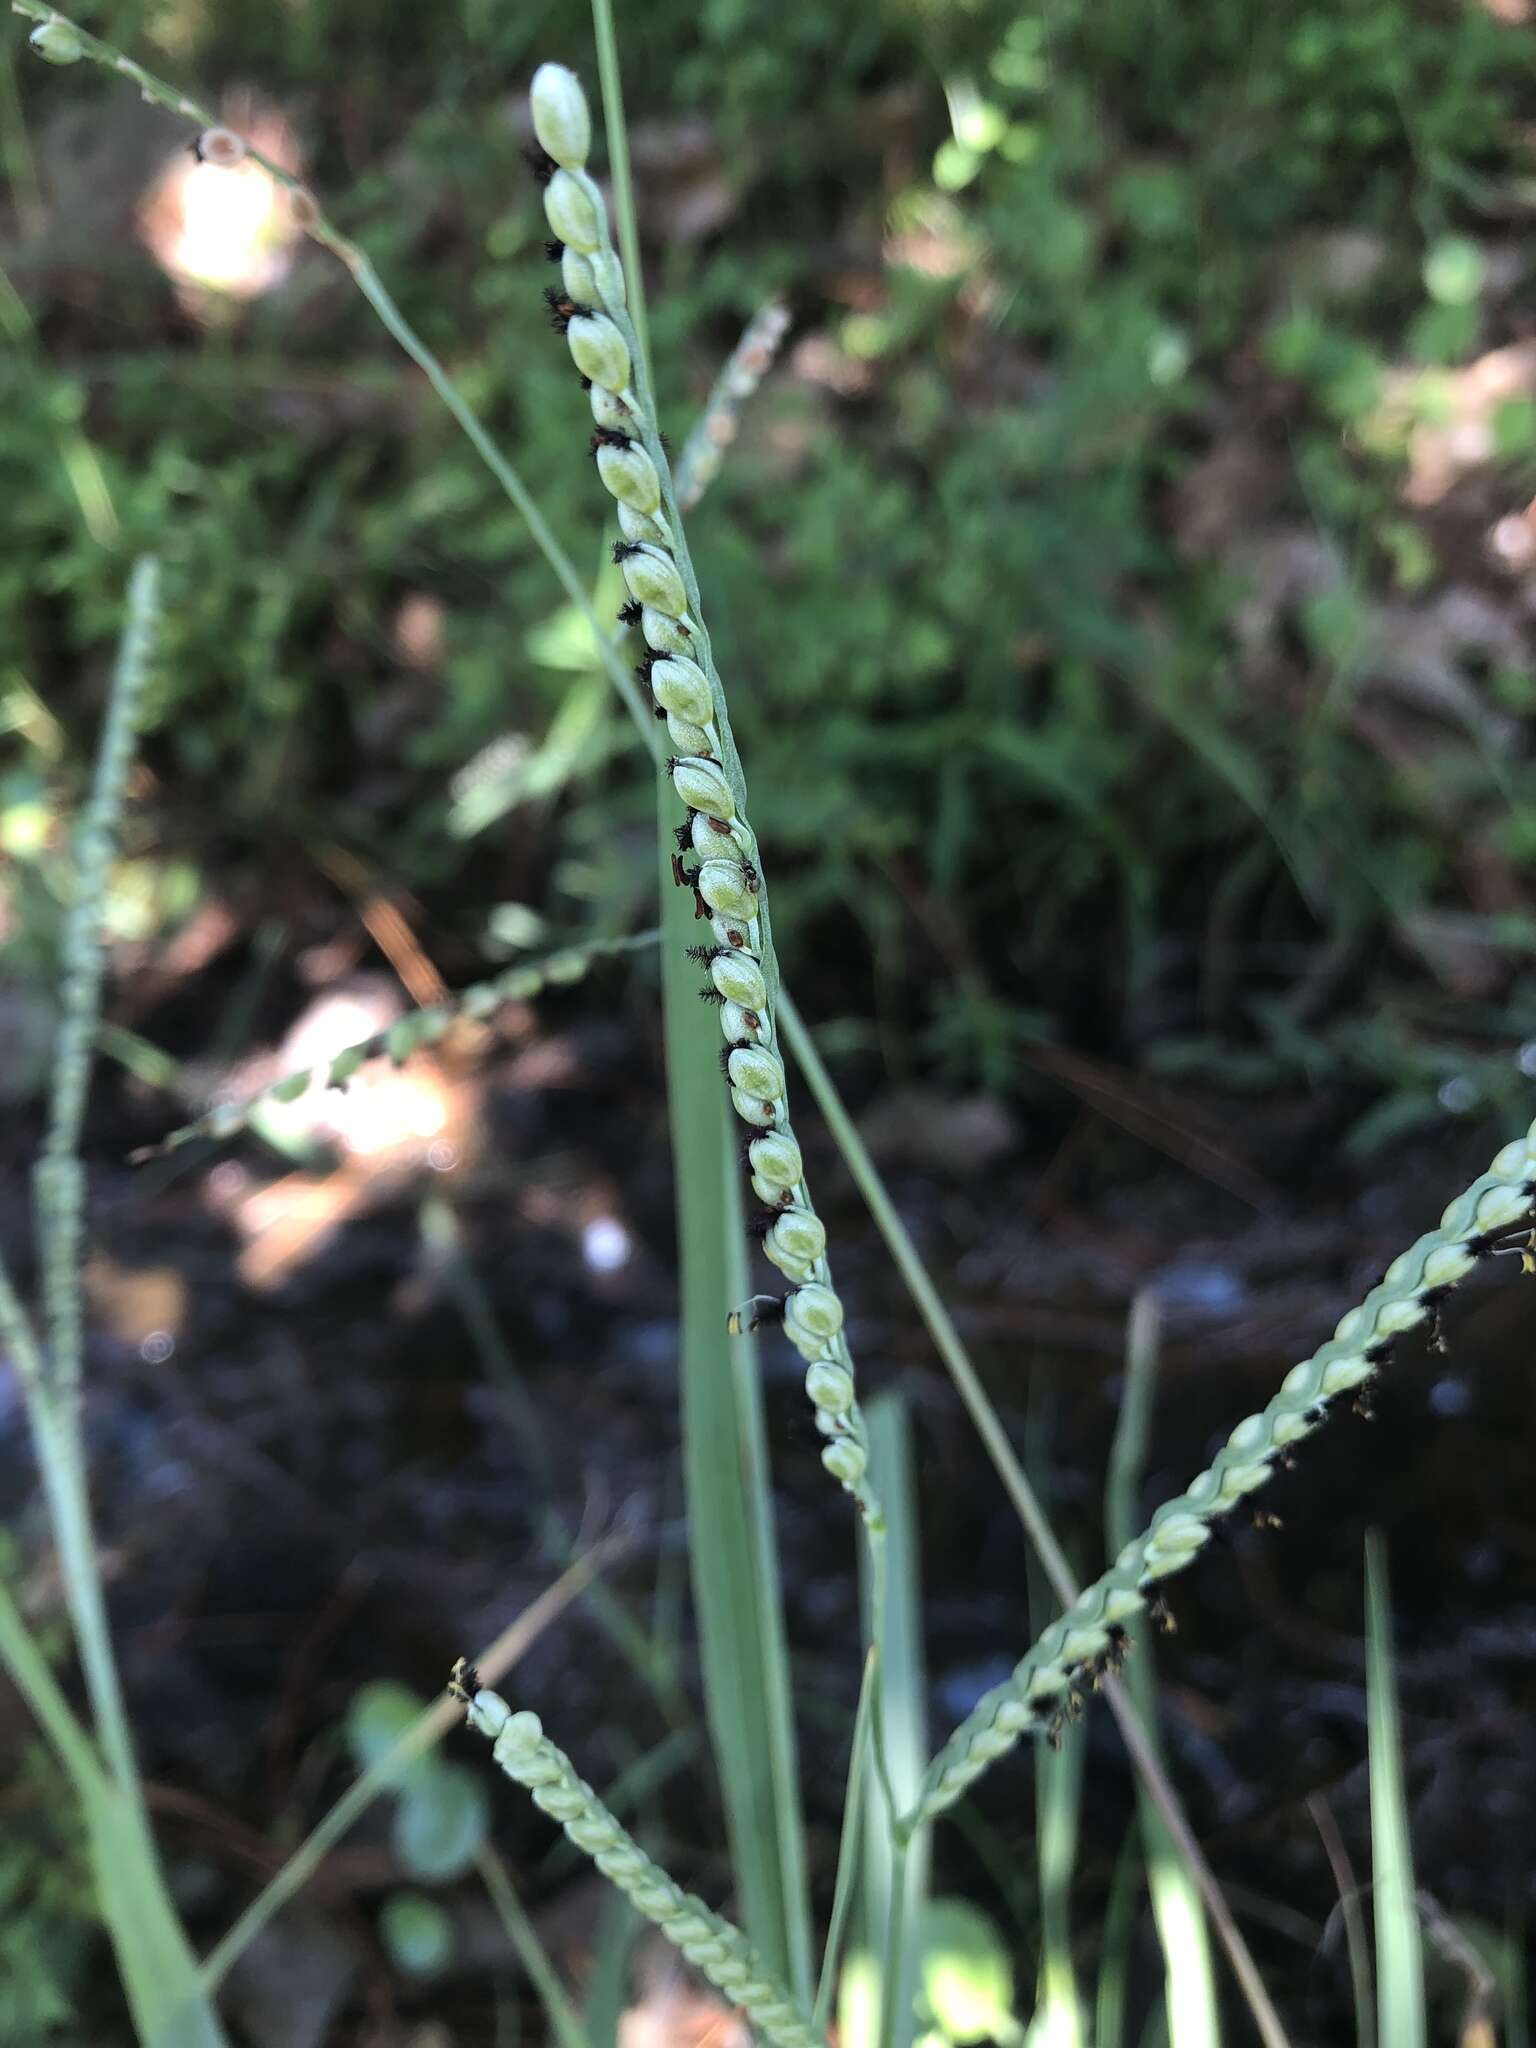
[528,61,882,1534]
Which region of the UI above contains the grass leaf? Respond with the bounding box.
[660,838,812,1999]
[1366,1529,1426,2048]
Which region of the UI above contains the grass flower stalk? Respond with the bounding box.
[134,929,658,1160]
[454,1667,822,2048]
[530,59,882,1532]
[909,1124,1536,1828]
[674,298,792,512]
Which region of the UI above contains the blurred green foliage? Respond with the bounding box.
[6,0,1536,1146]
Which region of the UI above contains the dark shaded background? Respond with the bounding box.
[4,0,1536,2039]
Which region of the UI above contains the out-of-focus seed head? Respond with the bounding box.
[822,1438,868,1485]
[29,19,84,63]
[805,1360,856,1414]
[196,126,248,168]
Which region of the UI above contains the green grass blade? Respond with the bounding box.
[1026,1395,1085,2048]
[87,1790,228,2048]
[660,843,813,2001]
[1,1592,230,2048]
[814,1649,879,2034]
[1507,1904,1529,2048]
[1094,1827,1144,2048]
[1308,1793,1374,2048]
[859,1393,928,2048]
[584,1892,639,2048]
[1107,1296,1221,2048]
[475,1845,590,2048]
[1365,1530,1425,2048]
[1034,1715,1087,2048]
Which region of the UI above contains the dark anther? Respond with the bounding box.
[544,286,593,333]
[544,240,564,262]
[612,540,644,563]
[1364,1340,1393,1365]
[590,426,633,454]
[699,987,727,1007]
[523,143,558,185]
[1304,1402,1329,1427]
[687,945,720,965]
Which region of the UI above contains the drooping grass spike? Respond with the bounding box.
[454,1671,822,2048]
[908,1121,1536,1830]
[131,931,658,1160]
[531,61,881,1529]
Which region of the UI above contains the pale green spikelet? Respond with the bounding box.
[534,63,881,1527]
[529,62,592,170]
[907,1120,1536,1829]
[455,1673,823,2048]
[28,16,84,62]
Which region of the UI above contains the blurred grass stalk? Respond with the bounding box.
[0,559,230,2047]
[1365,1530,1426,2048]
[1106,1294,1223,2048]
[1027,1394,1087,2048]
[859,1394,928,2048]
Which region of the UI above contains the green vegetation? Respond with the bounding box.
[4,0,1536,2043]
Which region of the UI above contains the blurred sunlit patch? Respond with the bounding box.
[884,190,976,281]
[223,982,482,1291]
[618,1975,748,2048]
[138,95,303,314]
[1369,343,1536,506]
[393,592,445,669]
[581,1214,632,1276]
[84,1256,188,1355]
